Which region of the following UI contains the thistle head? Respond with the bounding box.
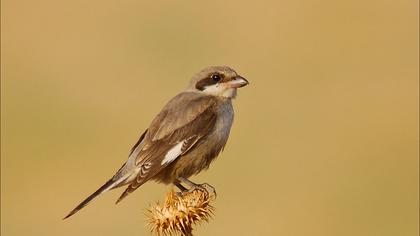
[147,189,215,236]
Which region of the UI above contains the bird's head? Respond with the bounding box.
[189,66,249,99]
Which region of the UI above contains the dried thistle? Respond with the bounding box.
[146,188,215,236]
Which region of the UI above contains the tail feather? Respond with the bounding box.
[63,178,121,219]
[115,186,133,205]
[115,179,146,204]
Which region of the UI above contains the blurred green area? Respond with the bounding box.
[1,0,418,235]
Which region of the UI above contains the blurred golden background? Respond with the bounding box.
[1,0,418,235]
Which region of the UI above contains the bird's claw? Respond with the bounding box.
[186,183,217,199]
[199,183,217,198]
[176,177,217,198]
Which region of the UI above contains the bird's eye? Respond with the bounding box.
[210,74,222,82]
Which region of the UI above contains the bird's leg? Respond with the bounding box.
[174,182,188,196]
[177,177,217,198]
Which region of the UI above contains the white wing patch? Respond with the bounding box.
[161,141,185,165]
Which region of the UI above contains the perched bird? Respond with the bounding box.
[64,66,249,219]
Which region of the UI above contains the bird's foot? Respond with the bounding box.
[191,183,216,198]
[175,183,188,196]
[176,177,217,198]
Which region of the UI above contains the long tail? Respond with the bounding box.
[63,177,124,219]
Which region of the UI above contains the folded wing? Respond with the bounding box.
[116,92,218,203]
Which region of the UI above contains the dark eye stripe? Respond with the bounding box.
[195,74,224,90]
[195,78,217,90]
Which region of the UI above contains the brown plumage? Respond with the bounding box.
[64,66,248,219]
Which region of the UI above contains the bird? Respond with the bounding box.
[64,66,249,219]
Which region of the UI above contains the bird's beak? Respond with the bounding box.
[227,76,249,88]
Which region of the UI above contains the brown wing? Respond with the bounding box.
[115,92,218,203]
[128,129,148,156]
[148,92,217,141]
